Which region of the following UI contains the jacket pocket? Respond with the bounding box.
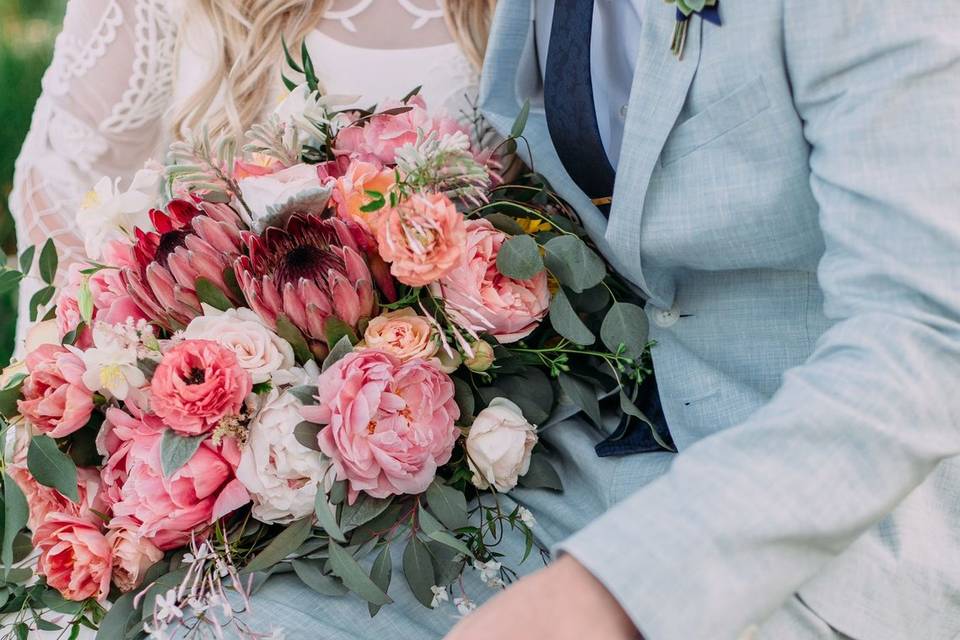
[660,75,771,167]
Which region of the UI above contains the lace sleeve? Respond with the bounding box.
[10,0,176,278]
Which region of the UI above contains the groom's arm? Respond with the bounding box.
[452,3,960,640]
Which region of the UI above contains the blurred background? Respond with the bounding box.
[0,0,66,364]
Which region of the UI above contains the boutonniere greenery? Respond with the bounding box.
[667,0,721,59]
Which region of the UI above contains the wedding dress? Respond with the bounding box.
[10,0,478,347]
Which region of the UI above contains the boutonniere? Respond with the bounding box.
[666,0,721,59]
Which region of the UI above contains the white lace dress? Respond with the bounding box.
[10,0,478,346]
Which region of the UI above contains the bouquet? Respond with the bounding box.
[0,43,655,639]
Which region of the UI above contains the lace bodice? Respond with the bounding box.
[10,0,478,345]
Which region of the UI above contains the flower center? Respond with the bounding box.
[155,228,193,267]
[99,364,125,391]
[275,244,341,286]
[185,367,205,385]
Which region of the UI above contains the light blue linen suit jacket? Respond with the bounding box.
[481,2,960,639]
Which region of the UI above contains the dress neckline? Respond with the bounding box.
[307,29,461,55]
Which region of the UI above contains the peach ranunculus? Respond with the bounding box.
[17,344,94,438]
[301,350,459,501]
[34,514,113,602]
[7,465,106,533]
[106,516,164,592]
[375,192,466,287]
[149,339,252,436]
[361,309,440,363]
[331,160,396,234]
[433,219,550,344]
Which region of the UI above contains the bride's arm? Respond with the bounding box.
[10,0,177,277]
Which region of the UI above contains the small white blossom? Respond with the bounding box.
[75,322,146,400]
[430,585,449,609]
[155,589,183,621]
[473,559,504,588]
[76,167,160,260]
[518,507,537,529]
[454,596,477,616]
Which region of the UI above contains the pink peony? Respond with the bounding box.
[18,344,94,438]
[34,514,112,602]
[149,340,252,436]
[331,160,396,234]
[335,96,468,166]
[376,192,466,287]
[8,464,106,533]
[106,516,164,592]
[433,219,550,343]
[98,404,167,509]
[302,350,459,501]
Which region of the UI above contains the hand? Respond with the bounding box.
[444,555,641,640]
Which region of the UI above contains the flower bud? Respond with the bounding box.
[464,340,495,372]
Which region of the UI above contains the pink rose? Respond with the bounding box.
[106,516,164,592]
[8,465,106,533]
[335,97,468,166]
[302,350,459,501]
[149,340,252,436]
[331,160,396,234]
[362,309,440,362]
[111,432,245,550]
[433,220,550,343]
[18,344,94,438]
[34,514,112,602]
[376,193,466,287]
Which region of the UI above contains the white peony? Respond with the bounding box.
[182,305,295,384]
[75,167,160,260]
[465,398,538,493]
[237,163,332,232]
[236,376,332,524]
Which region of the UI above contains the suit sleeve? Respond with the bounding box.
[555,4,960,639]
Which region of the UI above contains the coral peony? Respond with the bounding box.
[18,344,94,438]
[8,465,106,533]
[149,340,252,436]
[34,514,112,602]
[331,160,396,234]
[302,350,459,501]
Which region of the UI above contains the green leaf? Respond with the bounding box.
[62,322,86,347]
[2,474,28,575]
[495,235,543,280]
[341,495,393,532]
[15,622,28,640]
[549,287,595,346]
[329,480,348,505]
[452,378,474,421]
[323,318,357,351]
[359,190,386,213]
[517,453,563,491]
[38,238,58,285]
[425,480,469,531]
[569,285,611,314]
[222,266,245,302]
[620,391,675,452]
[301,40,318,92]
[78,277,94,324]
[402,536,436,608]
[600,302,650,361]
[275,314,313,364]
[0,271,23,295]
[314,493,346,543]
[41,590,84,614]
[511,100,531,139]
[281,35,303,73]
[478,368,554,426]
[293,422,323,452]
[288,385,318,405]
[368,545,392,617]
[483,213,524,236]
[159,429,206,477]
[29,285,56,322]
[27,435,79,502]
[427,542,463,587]
[243,517,313,573]
[0,377,23,420]
[292,559,348,596]
[558,373,602,427]
[322,335,354,373]
[94,590,138,639]
[194,277,232,311]
[328,542,393,606]
[425,530,472,559]
[401,85,423,104]
[3,568,31,584]
[543,235,606,293]
[18,246,35,275]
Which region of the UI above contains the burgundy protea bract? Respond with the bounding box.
[235,215,387,350]
[122,199,245,329]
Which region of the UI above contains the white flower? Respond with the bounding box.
[76,167,160,260]
[182,305,295,384]
[273,84,359,139]
[465,398,538,493]
[518,506,536,529]
[75,323,146,400]
[430,585,449,609]
[473,559,504,589]
[236,381,332,523]
[237,163,333,232]
[155,589,183,621]
[454,596,477,616]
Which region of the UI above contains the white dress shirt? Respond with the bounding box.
[534,0,643,168]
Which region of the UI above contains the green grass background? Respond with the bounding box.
[0,0,66,365]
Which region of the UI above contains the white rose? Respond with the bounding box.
[182,306,294,384]
[236,383,332,524]
[237,163,332,232]
[75,167,160,260]
[465,398,538,493]
[273,84,360,138]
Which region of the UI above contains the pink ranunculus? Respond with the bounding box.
[376,192,466,287]
[331,160,396,234]
[106,516,164,592]
[302,350,459,501]
[34,513,112,602]
[18,344,94,438]
[433,219,550,343]
[111,432,243,550]
[8,465,106,533]
[335,96,468,166]
[149,340,252,436]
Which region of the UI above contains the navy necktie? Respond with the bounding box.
[544,0,616,212]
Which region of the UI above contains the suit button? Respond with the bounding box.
[619,104,629,118]
[652,306,679,328]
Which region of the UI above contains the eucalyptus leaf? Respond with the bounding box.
[2,474,27,575]
[323,318,357,349]
[558,373,602,427]
[160,429,206,477]
[293,422,323,451]
[243,517,313,573]
[341,495,393,532]
[94,591,137,640]
[479,368,554,426]
[292,559,348,596]
[517,453,563,491]
[328,542,392,606]
[289,385,319,405]
[452,378,475,421]
[329,480,348,505]
[427,541,464,587]
[425,530,472,558]
[549,287,595,346]
[601,302,650,360]
[483,213,524,235]
[314,493,346,543]
[425,480,469,531]
[620,390,675,452]
[275,314,313,364]
[402,536,436,608]
[194,277,232,311]
[38,238,58,285]
[27,435,79,502]
[416,506,443,536]
[543,235,606,293]
[368,545,392,617]
[495,235,543,280]
[323,335,354,373]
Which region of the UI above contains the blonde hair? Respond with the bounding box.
[172,0,497,140]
